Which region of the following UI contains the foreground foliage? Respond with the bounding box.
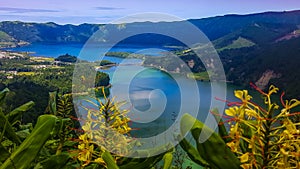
[224,84,300,168]
[0,88,171,169]
[179,84,300,169]
[0,84,299,169]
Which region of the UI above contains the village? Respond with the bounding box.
[0,50,73,79]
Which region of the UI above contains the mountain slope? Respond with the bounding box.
[227,36,300,98]
[213,22,297,50]
[0,10,300,45]
[189,10,300,40]
[0,21,103,43]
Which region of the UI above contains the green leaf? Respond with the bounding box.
[211,108,232,143]
[180,114,240,169]
[119,146,172,169]
[45,91,57,115]
[102,151,119,169]
[15,129,31,139]
[37,153,70,169]
[84,164,101,169]
[179,138,209,167]
[1,115,60,169]
[0,110,21,144]
[0,88,9,104]
[162,152,173,169]
[6,101,34,124]
[119,155,163,169]
[0,143,10,163]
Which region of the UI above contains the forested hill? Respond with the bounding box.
[0,22,103,45]
[0,10,299,46]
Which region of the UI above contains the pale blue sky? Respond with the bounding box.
[0,0,299,24]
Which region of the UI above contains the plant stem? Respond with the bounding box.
[262,103,276,167]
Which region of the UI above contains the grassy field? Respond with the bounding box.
[17,72,36,76]
[218,36,255,51]
[187,71,210,81]
[30,57,55,62]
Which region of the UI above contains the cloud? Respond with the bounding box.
[94,6,124,11]
[0,14,122,24]
[0,7,60,13]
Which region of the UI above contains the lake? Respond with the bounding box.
[5,43,173,60]
[7,43,240,141]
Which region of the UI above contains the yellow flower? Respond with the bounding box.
[245,108,258,118]
[78,150,91,162]
[76,96,135,165]
[234,90,252,102]
[280,148,289,156]
[77,133,96,165]
[79,133,89,143]
[82,121,92,132]
[94,157,105,165]
[78,143,85,150]
[226,141,238,153]
[240,153,249,163]
[268,85,279,96]
[225,106,239,117]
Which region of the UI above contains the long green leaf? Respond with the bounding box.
[102,151,119,169]
[119,147,171,169]
[0,88,9,104]
[119,154,164,169]
[0,110,21,144]
[180,114,240,169]
[6,101,34,124]
[0,143,10,163]
[45,91,57,115]
[211,108,232,143]
[179,138,210,167]
[1,115,60,169]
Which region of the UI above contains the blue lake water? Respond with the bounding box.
[7,43,240,138]
[104,66,239,138]
[5,43,173,61]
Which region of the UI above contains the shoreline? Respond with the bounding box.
[2,45,233,84]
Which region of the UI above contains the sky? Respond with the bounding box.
[0,0,299,24]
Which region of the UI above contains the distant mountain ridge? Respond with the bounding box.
[189,10,300,40]
[0,10,299,46]
[0,21,103,45]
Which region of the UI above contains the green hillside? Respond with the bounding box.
[176,17,300,98]
[226,37,300,98]
[0,31,14,41]
[0,30,18,48]
[0,10,300,45]
[215,36,255,51]
[213,22,296,49]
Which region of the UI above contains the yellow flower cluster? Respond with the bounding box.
[76,93,134,167]
[224,85,300,169]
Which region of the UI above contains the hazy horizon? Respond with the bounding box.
[0,9,299,25]
[0,0,299,24]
